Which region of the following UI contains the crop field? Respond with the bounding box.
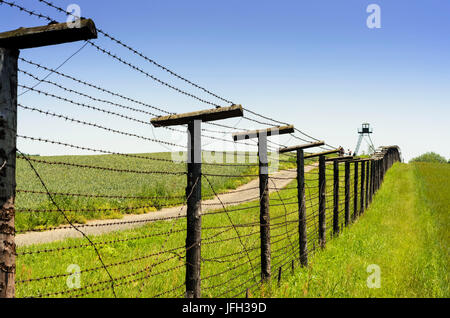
[15,151,300,232]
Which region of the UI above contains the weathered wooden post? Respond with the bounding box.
[0,19,98,298]
[304,148,343,249]
[365,160,370,210]
[296,149,308,266]
[233,125,295,283]
[318,155,326,248]
[325,156,352,235]
[0,47,17,299]
[353,161,359,221]
[152,105,244,298]
[377,159,381,191]
[344,161,350,226]
[360,160,365,216]
[279,141,325,267]
[370,159,376,202]
[374,159,378,195]
[333,160,339,235]
[186,120,202,298]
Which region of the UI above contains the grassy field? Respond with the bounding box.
[15,155,368,298]
[15,157,317,298]
[270,162,449,298]
[16,151,299,232]
[16,178,300,298]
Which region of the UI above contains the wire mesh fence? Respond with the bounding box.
[0,0,402,298]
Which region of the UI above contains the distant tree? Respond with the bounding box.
[410,152,446,164]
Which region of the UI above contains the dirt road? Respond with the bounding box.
[17,165,317,247]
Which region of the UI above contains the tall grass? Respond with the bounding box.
[271,162,449,298]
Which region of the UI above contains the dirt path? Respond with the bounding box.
[17,165,317,247]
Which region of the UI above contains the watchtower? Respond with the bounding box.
[354,123,374,156]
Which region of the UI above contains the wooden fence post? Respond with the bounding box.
[378,159,381,191]
[235,125,295,283]
[297,149,308,267]
[365,160,370,210]
[360,161,365,216]
[258,132,271,282]
[152,104,245,299]
[353,161,358,221]
[379,158,383,185]
[344,161,350,227]
[0,48,18,299]
[374,160,378,193]
[333,160,339,236]
[370,160,375,202]
[318,155,326,248]
[381,158,384,187]
[185,120,202,298]
[0,19,99,300]
[376,160,381,192]
[279,141,326,267]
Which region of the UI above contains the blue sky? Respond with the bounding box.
[1,0,449,161]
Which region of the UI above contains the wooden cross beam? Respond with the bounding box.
[351,158,372,163]
[0,18,98,299]
[303,147,344,159]
[0,19,97,49]
[325,156,354,162]
[232,125,294,141]
[278,141,325,154]
[150,104,243,127]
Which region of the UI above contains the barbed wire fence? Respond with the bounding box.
[0,0,402,298]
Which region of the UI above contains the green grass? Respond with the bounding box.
[15,154,308,298]
[16,178,300,298]
[270,162,449,298]
[17,151,300,232]
[15,155,371,298]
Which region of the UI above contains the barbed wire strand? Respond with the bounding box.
[16,148,118,298]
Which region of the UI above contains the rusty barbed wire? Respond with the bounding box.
[16,149,118,297]
[19,69,158,117]
[16,189,185,200]
[16,243,186,284]
[18,84,153,126]
[19,70,265,157]
[36,0,235,105]
[15,217,187,234]
[19,57,172,115]
[3,0,335,152]
[16,156,187,175]
[87,40,224,108]
[18,231,188,256]
[17,135,259,167]
[18,103,186,148]
[13,0,332,151]
[18,63,285,153]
